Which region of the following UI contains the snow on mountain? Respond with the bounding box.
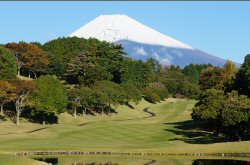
[70,14,194,50]
[69,14,229,67]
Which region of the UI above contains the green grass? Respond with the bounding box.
[0,98,249,155]
[30,155,250,165]
[0,154,47,165]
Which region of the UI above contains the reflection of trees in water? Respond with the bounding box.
[144,159,156,165]
[193,159,249,165]
[71,159,156,165]
[36,157,58,164]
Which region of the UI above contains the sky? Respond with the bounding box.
[0,2,250,64]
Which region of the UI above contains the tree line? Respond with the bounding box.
[0,37,249,141]
[192,55,250,141]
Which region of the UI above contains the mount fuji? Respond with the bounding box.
[69,14,227,67]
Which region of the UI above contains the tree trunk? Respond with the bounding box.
[0,104,3,115]
[15,97,23,125]
[108,102,111,115]
[28,71,31,78]
[82,108,86,116]
[235,128,241,141]
[17,69,20,76]
[101,107,104,116]
[16,114,20,125]
[74,108,77,118]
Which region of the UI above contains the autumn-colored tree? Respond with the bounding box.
[8,79,36,125]
[199,66,224,90]
[6,42,49,78]
[221,60,237,88]
[0,80,16,115]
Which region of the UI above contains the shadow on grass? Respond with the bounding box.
[165,120,232,144]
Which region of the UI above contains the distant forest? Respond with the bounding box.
[0,37,249,140]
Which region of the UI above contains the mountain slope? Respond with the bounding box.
[69,14,228,67]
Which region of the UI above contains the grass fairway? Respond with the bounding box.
[0,98,249,155]
[0,154,47,165]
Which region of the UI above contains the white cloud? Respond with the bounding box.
[171,50,183,57]
[134,47,148,56]
[161,58,172,66]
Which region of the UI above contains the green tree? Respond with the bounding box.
[92,81,126,115]
[121,82,142,104]
[78,65,113,86]
[192,89,250,140]
[183,63,212,84]
[191,89,225,135]
[32,75,68,124]
[68,87,81,118]
[142,86,161,103]
[65,51,94,84]
[199,66,224,91]
[222,91,250,140]
[121,58,154,88]
[233,54,250,97]
[43,37,125,83]
[0,46,17,79]
[78,86,93,116]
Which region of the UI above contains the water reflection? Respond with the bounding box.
[33,157,249,165]
[35,157,58,164]
[193,159,249,165]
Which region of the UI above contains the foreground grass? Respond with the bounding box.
[0,154,47,165]
[0,98,249,155]
[30,155,250,165]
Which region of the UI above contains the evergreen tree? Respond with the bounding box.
[0,46,17,79]
[233,54,250,97]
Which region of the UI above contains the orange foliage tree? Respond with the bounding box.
[6,42,49,78]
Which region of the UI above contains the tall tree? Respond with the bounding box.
[43,37,99,77]
[78,86,93,116]
[121,58,154,88]
[221,60,237,89]
[233,54,250,97]
[0,80,16,115]
[65,51,94,83]
[9,79,36,125]
[199,66,224,91]
[32,75,68,124]
[0,46,17,79]
[5,43,23,76]
[192,89,226,135]
[92,81,126,115]
[68,87,81,118]
[6,42,49,78]
[222,91,250,140]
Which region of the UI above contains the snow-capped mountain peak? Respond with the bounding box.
[69,14,230,67]
[69,14,194,50]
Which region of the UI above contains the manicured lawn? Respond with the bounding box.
[0,98,249,155]
[0,154,47,165]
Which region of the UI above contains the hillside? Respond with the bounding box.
[0,98,249,155]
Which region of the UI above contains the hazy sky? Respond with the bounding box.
[0,2,249,63]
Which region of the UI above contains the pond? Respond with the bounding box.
[32,156,250,165]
